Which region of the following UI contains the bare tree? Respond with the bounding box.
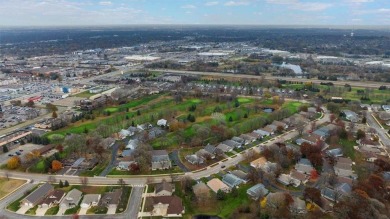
[80,177,88,188]
[4,171,10,181]
[117,178,126,187]
[296,120,305,135]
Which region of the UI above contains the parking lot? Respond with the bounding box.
[0,143,43,165]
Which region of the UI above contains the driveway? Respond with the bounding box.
[169,150,190,172]
[79,207,88,215]
[107,205,117,215]
[35,206,49,216]
[56,206,67,215]
[100,140,121,176]
[16,205,31,214]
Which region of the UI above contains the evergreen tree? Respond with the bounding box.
[59,180,64,188]
[2,145,8,153]
[229,116,233,122]
[64,180,69,187]
[217,189,225,200]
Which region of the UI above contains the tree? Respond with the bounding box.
[304,187,322,206]
[216,189,225,200]
[276,125,284,134]
[64,180,69,187]
[231,186,239,197]
[80,177,88,188]
[118,178,126,187]
[25,100,35,108]
[59,180,64,188]
[362,117,367,124]
[229,116,233,122]
[7,156,21,169]
[356,129,366,140]
[310,169,319,180]
[52,111,58,118]
[329,114,336,123]
[137,110,141,116]
[2,145,8,153]
[327,102,340,114]
[310,121,316,132]
[52,160,63,171]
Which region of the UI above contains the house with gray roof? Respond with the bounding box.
[326,148,343,157]
[22,182,54,207]
[185,154,205,165]
[38,190,65,208]
[342,110,359,123]
[223,140,242,149]
[99,189,122,209]
[222,173,244,188]
[216,143,233,152]
[231,136,245,146]
[81,194,101,208]
[155,181,175,196]
[254,129,270,137]
[231,170,249,183]
[60,188,83,210]
[151,150,172,170]
[247,183,269,200]
[295,158,314,175]
[204,144,217,155]
[239,134,256,144]
[196,149,215,160]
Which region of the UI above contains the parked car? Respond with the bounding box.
[8,154,14,157]
[15,152,21,155]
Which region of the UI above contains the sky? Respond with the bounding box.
[0,0,389,26]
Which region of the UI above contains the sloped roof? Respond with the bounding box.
[24,182,54,204]
[149,196,184,215]
[222,174,244,188]
[247,183,269,198]
[155,181,173,194]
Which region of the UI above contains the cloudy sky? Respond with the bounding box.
[0,0,389,26]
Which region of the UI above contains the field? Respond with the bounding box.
[0,178,26,199]
[74,91,95,98]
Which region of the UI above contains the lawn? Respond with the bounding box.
[116,186,132,213]
[0,178,26,199]
[29,160,47,173]
[26,205,38,215]
[45,206,59,215]
[339,138,357,159]
[237,97,253,103]
[87,206,108,214]
[80,162,108,177]
[175,182,253,219]
[74,91,95,98]
[64,206,80,215]
[7,196,24,212]
[108,166,183,176]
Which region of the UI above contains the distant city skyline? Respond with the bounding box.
[0,0,389,26]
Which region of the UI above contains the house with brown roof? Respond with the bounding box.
[38,190,65,208]
[290,170,308,185]
[155,181,175,196]
[250,157,267,169]
[207,178,231,193]
[99,188,122,209]
[145,196,184,217]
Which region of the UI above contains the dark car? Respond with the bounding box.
[221,165,226,168]
[8,154,13,157]
[15,151,21,155]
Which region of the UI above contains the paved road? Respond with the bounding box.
[99,141,120,177]
[366,112,390,158]
[169,150,190,172]
[151,69,390,89]
[125,186,144,219]
[0,182,36,219]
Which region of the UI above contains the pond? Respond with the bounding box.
[263,108,274,113]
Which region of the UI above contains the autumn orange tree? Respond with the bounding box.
[7,156,21,169]
[52,160,63,171]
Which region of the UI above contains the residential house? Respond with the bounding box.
[137,123,153,131]
[290,197,307,214]
[145,196,184,217]
[250,157,267,169]
[38,190,65,208]
[277,174,300,187]
[185,154,205,165]
[334,157,355,178]
[313,124,337,140]
[223,140,241,149]
[60,189,83,210]
[290,170,308,185]
[295,159,314,175]
[272,121,288,129]
[117,161,135,171]
[296,134,319,146]
[248,131,264,140]
[155,181,175,196]
[231,170,250,183]
[207,178,231,193]
[157,119,168,127]
[326,148,343,157]
[254,129,270,137]
[21,183,54,207]
[126,139,139,150]
[80,194,101,208]
[118,129,132,139]
[266,192,287,210]
[101,137,115,149]
[231,136,246,146]
[99,189,122,209]
[321,183,352,202]
[261,126,274,135]
[192,182,211,199]
[382,105,390,112]
[222,174,244,188]
[246,183,269,200]
[239,134,256,144]
[216,143,233,153]
[204,144,217,155]
[151,150,172,170]
[261,162,278,174]
[342,110,359,123]
[196,149,215,160]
